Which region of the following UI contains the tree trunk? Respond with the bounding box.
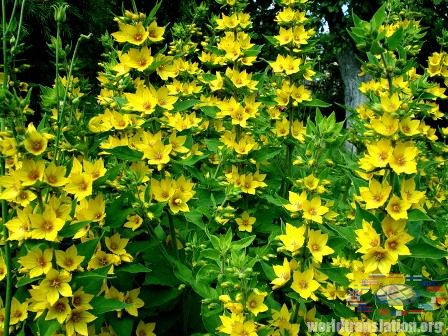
[336,47,367,126]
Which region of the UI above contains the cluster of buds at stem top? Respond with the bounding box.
[53,3,69,23]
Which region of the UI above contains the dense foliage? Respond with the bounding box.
[0,0,447,335]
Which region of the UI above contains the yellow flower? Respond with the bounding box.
[355,220,381,254]
[246,289,268,316]
[105,233,129,256]
[270,54,301,75]
[362,247,397,275]
[225,68,258,90]
[10,297,28,325]
[271,258,291,290]
[380,93,401,113]
[400,178,425,204]
[381,215,406,238]
[147,20,165,42]
[399,117,420,136]
[153,85,177,111]
[302,197,329,223]
[72,288,93,310]
[55,245,84,272]
[168,189,191,214]
[5,207,32,241]
[366,139,393,168]
[273,116,290,137]
[284,191,307,213]
[291,85,312,103]
[124,288,144,316]
[143,141,172,166]
[125,86,158,114]
[46,297,71,324]
[83,158,106,180]
[44,162,68,187]
[359,178,392,209]
[18,248,53,278]
[371,114,399,136]
[65,308,96,336]
[111,22,149,45]
[121,47,154,71]
[384,233,413,259]
[275,27,293,45]
[0,255,7,281]
[151,177,175,202]
[235,211,256,232]
[389,142,418,174]
[124,214,143,231]
[39,269,72,305]
[307,229,334,263]
[17,159,45,186]
[386,195,411,220]
[291,120,306,142]
[277,223,306,255]
[169,132,189,154]
[64,173,93,201]
[303,174,319,190]
[136,321,156,336]
[23,123,49,155]
[291,268,320,299]
[30,207,65,241]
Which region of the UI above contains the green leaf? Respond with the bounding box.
[105,197,134,229]
[232,235,256,250]
[387,27,404,49]
[184,209,205,229]
[200,105,220,118]
[408,209,433,222]
[264,35,278,46]
[325,299,357,318]
[91,296,130,314]
[72,266,111,294]
[16,275,41,288]
[105,146,143,161]
[77,238,100,267]
[145,0,162,25]
[319,267,350,286]
[59,220,90,238]
[201,306,221,333]
[110,317,133,336]
[172,99,199,112]
[38,317,60,336]
[143,287,181,308]
[116,263,152,273]
[407,242,448,259]
[371,3,386,30]
[302,99,331,108]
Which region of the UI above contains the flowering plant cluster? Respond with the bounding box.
[0,0,447,335]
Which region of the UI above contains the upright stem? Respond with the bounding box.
[1,1,13,334]
[53,21,61,162]
[2,0,8,88]
[0,123,12,335]
[167,211,179,258]
[53,34,88,164]
[12,0,26,52]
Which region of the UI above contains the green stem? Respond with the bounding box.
[53,21,61,162]
[1,1,13,334]
[167,211,179,258]
[130,0,138,13]
[380,52,393,93]
[2,0,8,89]
[53,34,88,164]
[12,0,26,52]
[6,0,17,32]
[0,119,12,336]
